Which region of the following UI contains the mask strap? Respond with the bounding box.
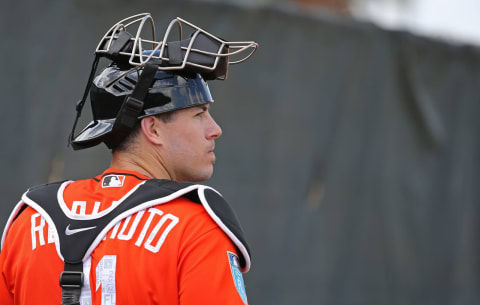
[104,63,158,149]
[68,55,101,147]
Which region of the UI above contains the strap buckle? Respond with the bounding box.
[59,271,84,288]
[124,96,144,113]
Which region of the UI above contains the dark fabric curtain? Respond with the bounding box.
[1,2,480,304]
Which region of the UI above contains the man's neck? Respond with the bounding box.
[110,150,172,180]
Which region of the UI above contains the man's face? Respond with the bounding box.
[157,104,222,182]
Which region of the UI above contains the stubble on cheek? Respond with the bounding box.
[167,140,215,180]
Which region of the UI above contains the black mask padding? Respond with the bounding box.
[97,30,137,62]
[161,32,228,80]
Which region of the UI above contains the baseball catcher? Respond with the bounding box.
[0,13,257,305]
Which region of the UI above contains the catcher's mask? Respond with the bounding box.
[69,13,258,150]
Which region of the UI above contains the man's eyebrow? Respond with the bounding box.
[192,104,209,113]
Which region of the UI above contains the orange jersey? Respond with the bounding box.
[0,169,249,305]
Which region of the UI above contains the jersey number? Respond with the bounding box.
[95,255,117,305]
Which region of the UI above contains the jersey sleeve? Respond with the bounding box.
[177,225,249,305]
[0,230,15,305]
[0,258,14,304]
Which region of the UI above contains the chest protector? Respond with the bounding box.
[2,179,250,305]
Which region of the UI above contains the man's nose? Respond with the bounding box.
[207,115,222,140]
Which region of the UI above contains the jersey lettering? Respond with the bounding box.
[72,201,87,215]
[110,207,179,254]
[144,213,179,253]
[72,200,109,216]
[92,201,101,215]
[117,211,145,240]
[31,213,55,250]
[135,208,164,247]
[31,213,46,250]
[47,225,55,244]
[29,208,179,254]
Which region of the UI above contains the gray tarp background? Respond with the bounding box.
[1,1,480,304]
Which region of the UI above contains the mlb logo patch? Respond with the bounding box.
[102,175,125,188]
[227,251,248,305]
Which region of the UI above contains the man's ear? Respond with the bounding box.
[140,116,163,145]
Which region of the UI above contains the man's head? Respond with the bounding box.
[71,64,221,182]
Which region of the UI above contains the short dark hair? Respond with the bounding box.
[112,111,176,153]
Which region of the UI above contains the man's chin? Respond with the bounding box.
[180,166,214,182]
[199,166,214,181]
